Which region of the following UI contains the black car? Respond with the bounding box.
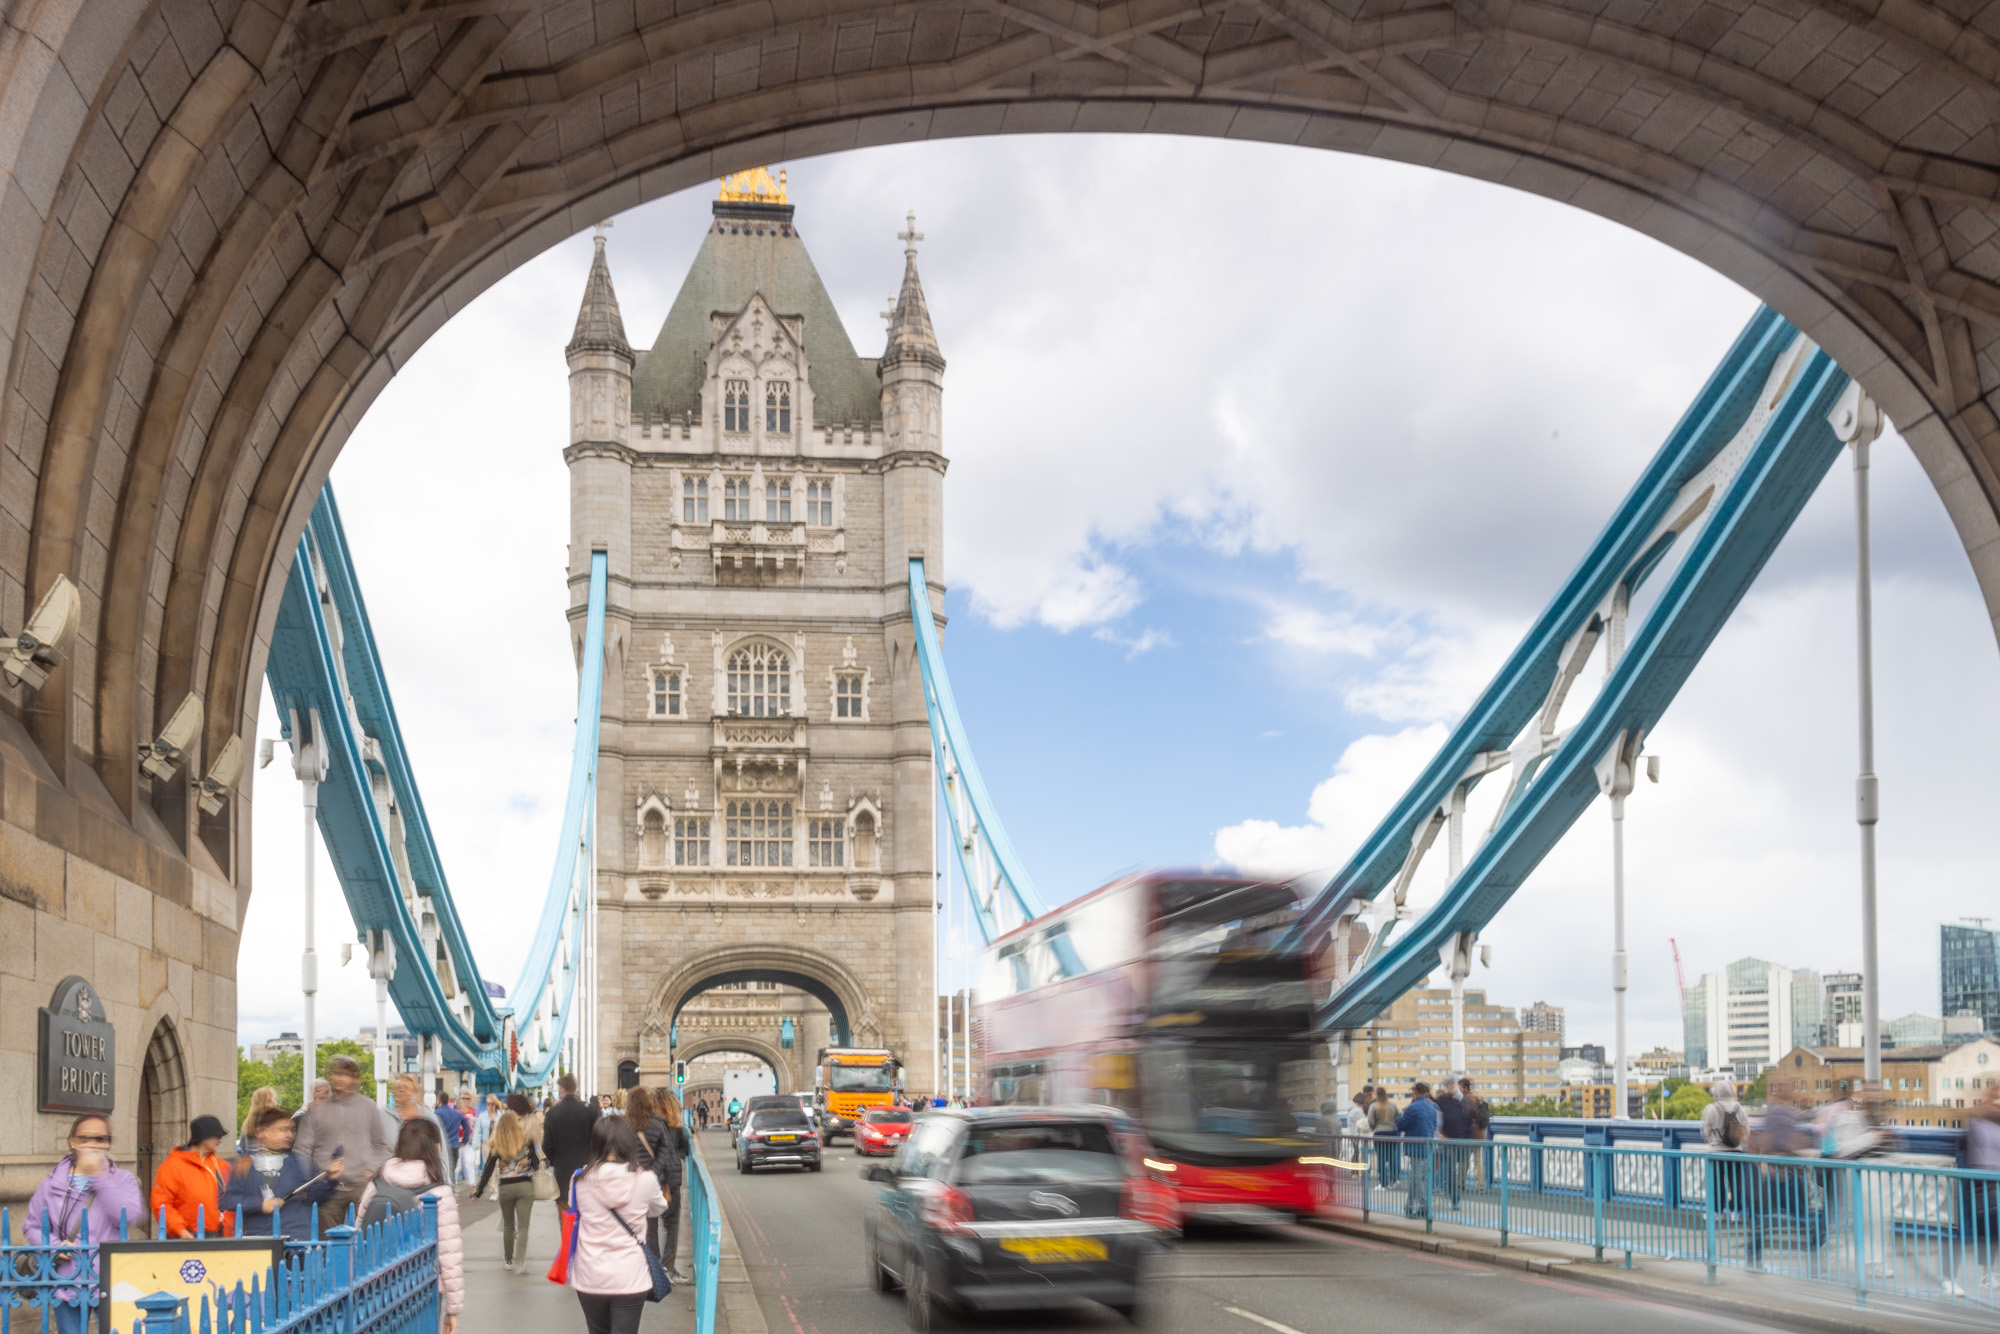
[736,1095,806,1147]
[736,1106,822,1173]
[863,1107,1168,1330]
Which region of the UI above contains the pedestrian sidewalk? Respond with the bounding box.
[456,1186,713,1334]
[1308,1207,1995,1334]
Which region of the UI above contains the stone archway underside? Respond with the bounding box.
[8,0,2000,903]
[646,943,882,1049]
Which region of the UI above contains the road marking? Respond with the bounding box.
[1225,1306,1309,1334]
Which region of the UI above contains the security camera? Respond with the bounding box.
[139,693,203,781]
[258,737,278,769]
[1480,944,1493,968]
[196,734,245,816]
[2,575,81,689]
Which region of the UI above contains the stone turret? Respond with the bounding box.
[878,211,944,456]
[568,226,633,447]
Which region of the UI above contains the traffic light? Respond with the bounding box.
[674,1059,687,1085]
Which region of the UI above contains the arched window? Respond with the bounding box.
[765,381,792,433]
[724,380,750,432]
[806,480,833,526]
[726,798,793,866]
[682,476,708,522]
[652,670,681,717]
[765,478,791,522]
[642,809,667,867]
[852,811,877,869]
[727,644,790,717]
[723,477,752,521]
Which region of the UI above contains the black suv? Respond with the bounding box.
[735,1094,806,1147]
[862,1107,1168,1330]
[736,1106,822,1173]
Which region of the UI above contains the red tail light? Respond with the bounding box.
[918,1184,974,1232]
[1120,1177,1176,1230]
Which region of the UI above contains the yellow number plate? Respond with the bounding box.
[999,1237,1108,1264]
[769,1135,797,1142]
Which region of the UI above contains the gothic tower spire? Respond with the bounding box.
[568,223,632,359]
[880,211,942,373]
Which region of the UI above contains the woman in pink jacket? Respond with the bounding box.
[358,1119,463,1334]
[568,1117,667,1334]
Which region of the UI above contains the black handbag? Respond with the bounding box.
[615,1210,672,1301]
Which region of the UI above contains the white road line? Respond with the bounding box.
[1225,1306,1309,1334]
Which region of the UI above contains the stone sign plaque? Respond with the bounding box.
[39,975,115,1113]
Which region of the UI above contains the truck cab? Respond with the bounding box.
[814,1046,901,1143]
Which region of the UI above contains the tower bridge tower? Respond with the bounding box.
[566,170,943,1093]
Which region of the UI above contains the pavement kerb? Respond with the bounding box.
[1302,1215,1987,1334]
[689,1132,770,1334]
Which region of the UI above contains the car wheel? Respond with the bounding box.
[1112,1296,1150,1326]
[867,1220,897,1294]
[809,1159,823,1172]
[737,1156,750,1174]
[903,1256,947,1332]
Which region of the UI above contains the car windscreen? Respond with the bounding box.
[829,1065,897,1093]
[750,1111,811,1130]
[866,1110,913,1124]
[745,1097,794,1111]
[954,1122,1123,1185]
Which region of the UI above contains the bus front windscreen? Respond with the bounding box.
[1139,1041,1305,1162]
[828,1064,897,1093]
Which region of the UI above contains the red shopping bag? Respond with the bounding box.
[547,1171,581,1285]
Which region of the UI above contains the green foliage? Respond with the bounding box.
[1640,1077,1711,1120]
[1743,1070,1769,1104]
[1489,1096,1577,1119]
[236,1040,380,1127]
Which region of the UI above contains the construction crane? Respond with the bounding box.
[1670,937,1689,1028]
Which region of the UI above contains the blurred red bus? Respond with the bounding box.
[976,873,1332,1225]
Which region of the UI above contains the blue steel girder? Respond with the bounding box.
[265,491,501,1072]
[908,559,1047,944]
[1308,309,1852,1032]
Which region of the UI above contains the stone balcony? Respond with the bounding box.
[669,520,845,581]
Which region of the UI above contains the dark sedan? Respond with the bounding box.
[862,1106,1169,1331]
[737,1107,822,1173]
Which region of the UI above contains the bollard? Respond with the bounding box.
[134,1293,183,1334]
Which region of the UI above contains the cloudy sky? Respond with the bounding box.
[237,134,2000,1064]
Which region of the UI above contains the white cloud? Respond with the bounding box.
[1091,625,1172,658]
[1260,605,1384,657]
[1215,724,1449,877]
[977,555,1142,632]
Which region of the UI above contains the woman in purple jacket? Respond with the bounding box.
[25,1113,147,1334]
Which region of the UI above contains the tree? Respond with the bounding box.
[1743,1069,1769,1105]
[236,1040,380,1126]
[1662,1084,1714,1120]
[1489,1096,1576,1119]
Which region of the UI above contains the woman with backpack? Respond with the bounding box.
[569,1116,668,1334]
[640,1088,691,1284]
[357,1119,463,1332]
[474,1110,541,1271]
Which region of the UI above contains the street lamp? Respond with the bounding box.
[1596,731,1657,1119]
[263,708,329,1095]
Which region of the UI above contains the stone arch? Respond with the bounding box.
[673,1033,790,1086]
[135,1017,188,1196]
[647,943,882,1050]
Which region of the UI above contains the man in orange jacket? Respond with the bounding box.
[150,1116,234,1238]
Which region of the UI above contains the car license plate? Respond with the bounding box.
[769,1135,797,1142]
[999,1237,1108,1264]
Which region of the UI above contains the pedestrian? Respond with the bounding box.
[636,1088,691,1284]
[1435,1081,1470,1211]
[293,1080,330,1121]
[1460,1078,1491,1188]
[434,1091,467,1182]
[294,1054,394,1231]
[1701,1078,1751,1218]
[26,1113,145,1334]
[507,1090,544,1152]
[1369,1086,1400,1187]
[1951,1084,2000,1297]
[568,1117,669,1334]
[357,1120,461,1333]
[387,1074,443,1142]
[239,1086,278,1154]
[455,1093,482,1185]
[474,1110,540,1270]
[542,1073,601,1224]
[726,1096,742,1128]
[1828,1080,1901,1279]
[1395,1082,1440,1219]
[222,1106,340,1240]
[150,1116,235,1238]
[695,1099,709,1130]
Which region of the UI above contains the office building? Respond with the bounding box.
[1942,922,2000,1037]
[247,1032,303,1063]
[1685,957,1813,1078]
[1344,988,1565,1105]
[1561,1043,1606,1064]
[1790,967,1825,1047]
[1824,973,1864,1032]
[1522,1001,1565,1042]
[1765,1038,2000,1130]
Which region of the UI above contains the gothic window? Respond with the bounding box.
[835,673,864,718]
[809,818,844,867]
[852,810,877,869]
[652,671,681,717]
[682,476,708,522]
[765,479,792,523]
[765,381,792,433]
[806,481,833,526]
[675,817,710,866]
[723,477,753,521]
[726,644,790,716]
[726,798,793,866]
[641,809,667,868]
[724,380,751,432]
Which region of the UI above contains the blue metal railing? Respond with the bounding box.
[682,1114,722,1334]
[1323,1134,1998,1313]
[1,1201,440,1334]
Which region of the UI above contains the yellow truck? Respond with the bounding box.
[813,1046,901,1142]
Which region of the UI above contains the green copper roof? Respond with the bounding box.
[631,203,881,426]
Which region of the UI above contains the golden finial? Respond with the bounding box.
[718,167,789,204]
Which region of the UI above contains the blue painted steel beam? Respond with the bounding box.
[909,558,1046,943]
[1306,311,1852,1031]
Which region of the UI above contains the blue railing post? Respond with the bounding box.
[135,1293,183,1334]
[1849,1162,1868,1308]
[326,1222,358,1334]
[1703,1155,1718,1283]
[1592,1146,1606,1263]
[1499,1147,1509,1247]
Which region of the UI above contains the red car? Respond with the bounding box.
[853,1106,915,1156]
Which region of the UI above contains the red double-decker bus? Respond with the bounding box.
[976,872,1333,1225]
